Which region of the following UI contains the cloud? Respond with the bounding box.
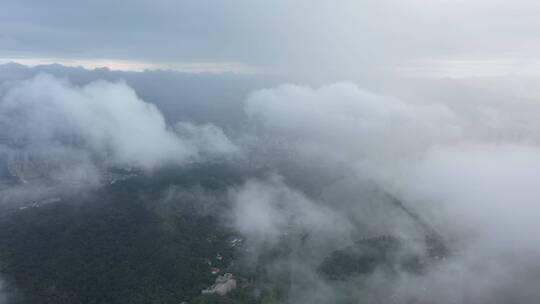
[236,82,540,302]
[175,122,241,159]
[0,74,238,185]
[398,144,540,255]
[231,174,353,247]
[1,74,189,169]
[5,1,540,80]
[385,144,540,302]
[245,83,459,172]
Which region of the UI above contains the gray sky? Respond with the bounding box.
[2,0,540,79]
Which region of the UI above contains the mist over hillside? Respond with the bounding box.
[0,61,540,303]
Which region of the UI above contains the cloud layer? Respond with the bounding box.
[4,1,540,80]
[234,82,540,303]
[2,64,540,302]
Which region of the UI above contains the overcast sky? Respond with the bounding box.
[2,0,540,79]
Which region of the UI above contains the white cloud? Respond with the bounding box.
[0,74,239,183]
[239,81,540,302]
[245,83,459,168]
[175,122,241,159]
[1,74,191,169]
[230,174,354,252]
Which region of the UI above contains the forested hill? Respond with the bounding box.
[0,164,244,304]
